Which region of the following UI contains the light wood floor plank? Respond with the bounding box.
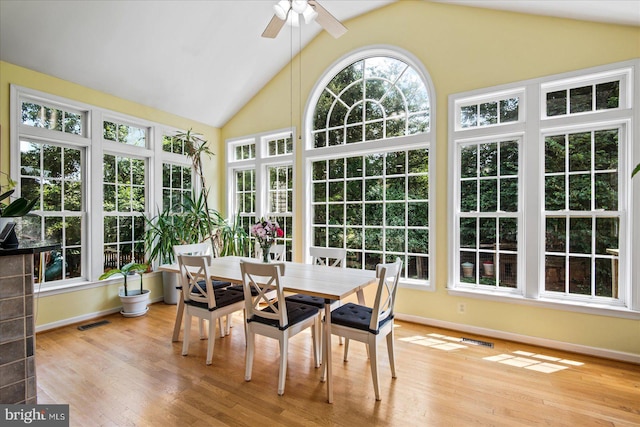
[35,303,640,426]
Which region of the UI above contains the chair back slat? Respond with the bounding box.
[240,261,287,326]
[310,246,346,268]
[173,242,212,261]
[178,254,217,310]
[370,258,403,331]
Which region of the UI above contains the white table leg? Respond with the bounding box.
[324,301,333,403]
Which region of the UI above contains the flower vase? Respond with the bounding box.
[261,244,271,263]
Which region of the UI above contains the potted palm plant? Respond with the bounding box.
[99,261,150,317]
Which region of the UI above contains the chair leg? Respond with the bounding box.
[218,318,225,338]
[312,316,320,368]
[206,317,216,365]
[343,336,350,362]
[199,319,206,340]
[243,309,248,346]
[278,335,288,395]
[225,314,231,336]
[172,298,184,342]
[182,312,191,356]
[387,329,397,378]
[369,337,381,401]
[245,330,255,382]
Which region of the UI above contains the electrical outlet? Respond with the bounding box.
[458,303,466,313]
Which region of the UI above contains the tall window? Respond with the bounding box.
[16,98,87,283]
[161,135,193,212]
[458,139,520,288]
[227,131,294,260]
[305,51,434,286]
[450,61,637,313]
[19,139,84,282]
[102,153,146,270]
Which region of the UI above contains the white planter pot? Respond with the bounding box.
[483,262,495,277]
[461,262,474,278]
[118,288,150,317]
[162,271,179,305]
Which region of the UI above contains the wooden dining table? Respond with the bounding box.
[159,255,377,403]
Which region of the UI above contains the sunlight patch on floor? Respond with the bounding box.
[483,351,584,373]
[399,333,468,351]
[400,333,585,374]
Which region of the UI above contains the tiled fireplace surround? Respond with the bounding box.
[0,248,48,404]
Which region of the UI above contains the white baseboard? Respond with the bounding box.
[395,313,640,365]
[35,296,165,333]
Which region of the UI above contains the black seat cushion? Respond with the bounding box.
[227,284,263,296]
[284,293,337,309]
[185,287,244,311]
[331,302,393,335]
[248,301,319,330]
[177,279,230,291]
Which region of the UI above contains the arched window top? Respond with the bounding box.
[310,55,430,149]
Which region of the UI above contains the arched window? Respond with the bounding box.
[311,56,429,147]
[304,50,434,287]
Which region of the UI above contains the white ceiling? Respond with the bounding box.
[1,0,638,128]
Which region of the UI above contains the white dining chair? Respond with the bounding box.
[285,246,354,347]
[178,254,245,365]
[240,260,321,395]
[171,243,230,342]
[328,258,402,401]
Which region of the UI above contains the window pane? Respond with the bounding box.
[545,135,565,173]
[500,98,519,122]
[546,217,566,252]
[546,90,567,116]
[479,102,498,126]
[595,81,619,110]
[568,132,591,172]
[570,85,593,114]
[461,105,477,128]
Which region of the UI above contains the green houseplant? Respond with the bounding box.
[99,261,150,317]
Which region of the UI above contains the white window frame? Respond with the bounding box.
[9,85,194,294]
[303,46,436,290]
[226,128,295,255]
[448,60,640,317]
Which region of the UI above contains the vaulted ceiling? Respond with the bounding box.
[1,1,638,128]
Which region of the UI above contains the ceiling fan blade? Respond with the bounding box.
[262,14,286,38]
[309,0,347,38]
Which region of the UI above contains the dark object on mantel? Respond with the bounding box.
[0,221,18,249]
[0,241,60,256]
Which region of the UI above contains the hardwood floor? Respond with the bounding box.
[36,303,640,426]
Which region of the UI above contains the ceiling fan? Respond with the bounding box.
[262,0,347,39]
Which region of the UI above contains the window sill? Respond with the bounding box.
[447,287,640,320]
[34,272,161,297]
[400,278,435,292]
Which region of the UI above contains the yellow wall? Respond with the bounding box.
[222,2,640,356]
[0,61,222,327]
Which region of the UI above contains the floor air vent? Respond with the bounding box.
[77,320,110,331]
[462,338,494,348]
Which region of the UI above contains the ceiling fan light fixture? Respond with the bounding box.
[273,0,290,20]
[291,0,308,14]
[302,5,318,24]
